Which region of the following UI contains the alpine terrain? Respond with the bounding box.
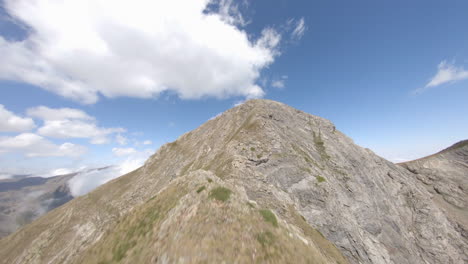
[0,99,466,264]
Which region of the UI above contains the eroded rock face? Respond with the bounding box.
[0,99,466,264]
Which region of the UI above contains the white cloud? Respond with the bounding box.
[426,61,468,87]
[0,104,35,132]
[68,149,153,196]
[0,133,87,157]
[48,168,74,176]
[118,157,148,175]
[27,106,93,121]
[36,120,124,144]
[68,168,117,196]
[416,61,468,93]
[1,0,282,104]
[271,79,285,89]
[292,18,306,40]
[28,106,124,144]
[143,140,152,145]
[233,100,246,107]
[208,0,249,27]
[116,134,128,145]
[0,174,13,180]
[112,147,137,156]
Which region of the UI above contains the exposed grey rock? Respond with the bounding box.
[399,141,468,250]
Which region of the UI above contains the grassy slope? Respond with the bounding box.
[76,173,347,264]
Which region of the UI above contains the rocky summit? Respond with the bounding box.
[0,99,466,264]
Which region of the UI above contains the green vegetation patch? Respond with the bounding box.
[259,209,278,227]
[250,147,256,151]
[256,231,275,247]
[291,144,323,169]
[209,187,232,202]
[196,186,206,193]
[316,175,326,183]
[313,131,330,160]
[207,178,213,183]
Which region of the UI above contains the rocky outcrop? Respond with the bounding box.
[399,140,468,247]
[0,99,466,263]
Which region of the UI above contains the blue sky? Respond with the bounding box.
[0,0,467,186]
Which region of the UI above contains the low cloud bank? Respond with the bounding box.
[68,150,152,196]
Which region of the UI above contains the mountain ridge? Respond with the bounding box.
[0,99,466,264]
[398,139,468,164]
[399,138,468,243]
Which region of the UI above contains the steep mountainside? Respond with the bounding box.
[399,140,468,242]
[0,174,75,238]
[0,100,466,264]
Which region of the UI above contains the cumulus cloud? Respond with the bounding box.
[0,133,87,157]
[68,149,153,196]
[143,140,152,145]
[1,0,282,104]
[27,106,124,144]
[0,104,35,132]
[112,147,137,156]
[415,61,468,94]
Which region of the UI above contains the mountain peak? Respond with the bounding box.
[1,100,466,264]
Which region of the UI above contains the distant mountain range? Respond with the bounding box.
[0,166,114,238]
[0,173,75,238]
[0,100,466,263]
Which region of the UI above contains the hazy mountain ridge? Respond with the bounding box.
[0,166,118,238]
[0,100,466,263]
[0,173,75,238]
